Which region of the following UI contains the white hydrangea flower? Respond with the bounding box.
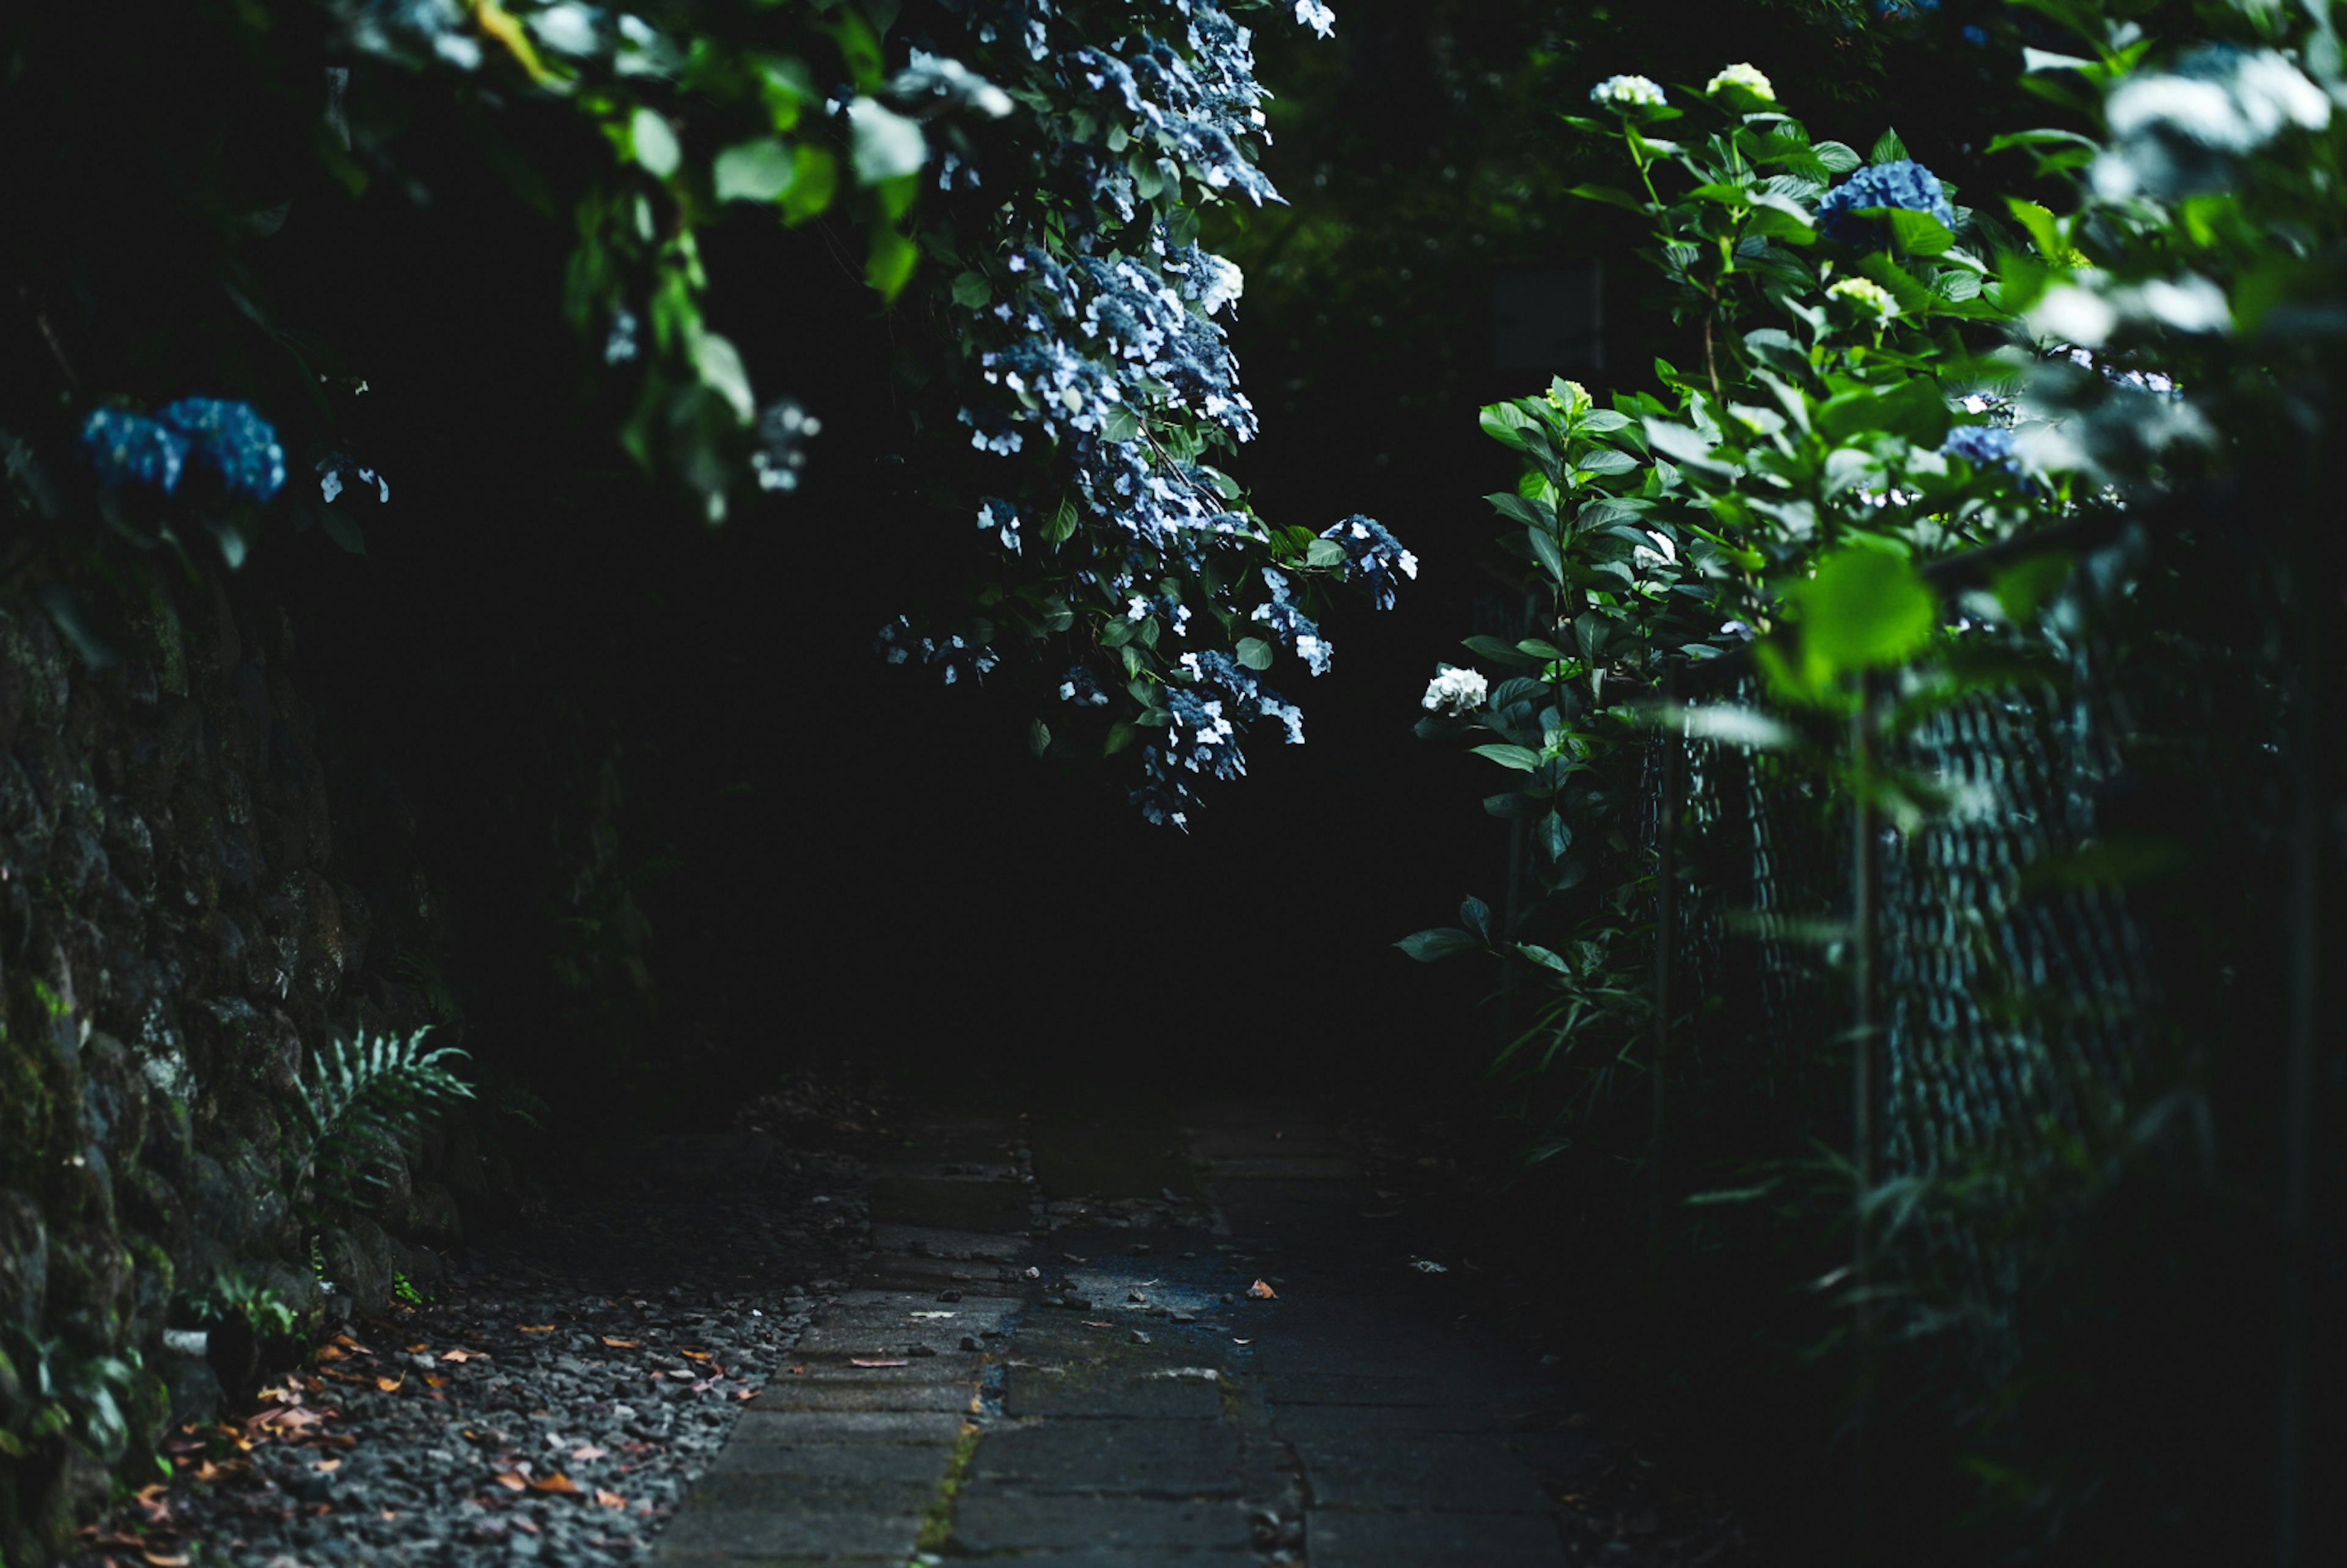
[1826,276,1900,320]
[1421,665,1489,716]
[1590,75,1667,109]
[1295,1,1337,40]
[1705,63,1774,100]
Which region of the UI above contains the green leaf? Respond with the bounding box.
[1102,403,1142,443]
[1027,719,1051,757]
[1576,448,1640,475]
[1868,127,1908,165]
[865,229,919,302]
[1526,528,1566,586]
[1815,376,1948,447]
[1884,209,1955,257]
[1104,720,1135,757]
[1462,635,1541,667]
[1044,492,1079,544]
[1460,895,1493,939]
[1485,491,1551,529]
[1235,636,1274,670]
[713,137,796,202]
[1792,546,1936,673]
[1515,942,1571,973]
[1470,742,1544,772]
[951,269,991,309]
[779,145,839,224]
[1813,140,1862,175]
[1305,537,1348,568]
[1537,813,1573,860]
[1991,550,2075,624]
[1568,183,1645,211]
[1396,927,1482,962]
[631,108,681,178]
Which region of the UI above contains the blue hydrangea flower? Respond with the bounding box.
[1815,160,1956,248]
[1939,424,2018,470]
[1250,568,1332,675]
[157,398,287,502]
[81,408,191,493]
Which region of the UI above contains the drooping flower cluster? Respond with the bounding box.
[1421,665,1488,716]
[752,400,821,494]
[875,615,1001,685]
[1251,568,1331,675]
[1816,159,1956,247]
[1590,74,1667,109]
[922,1,1411,822]
[1319,515,1419,610]
[2099,43,2329,197]
[80,398,286,502]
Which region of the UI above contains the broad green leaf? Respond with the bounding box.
[951,270,991,309]
[1813,139,1862,175]
[689,331,755,423]
[1044,492,1079,544]
[1027,719,1051,757]
[1104,720,1135,756]
[1884,208,1955,257]
[1579,409,1633,433]
[1234,636,1274,670]
[1991,551,2075,624]
[1306,537,1348,568]
[1793,546,1936,672]
[865,229,919,301]
[1537,814,1573,860]
[1526,528,1566,586]
[1463,635,1542,667]
[1485,491,1552,528]
[1516,942,1571,973]
[713,137,796,202]
[779,145,839,224]
[1460,895,1493,939]
[1396,927,1481,962]
[1102,403,1142,443]
[1471,742,1544,771]
[1815,376,1948,447]
[631,108,681,178]
[1868,127,1908,164]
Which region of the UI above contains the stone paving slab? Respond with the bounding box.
[747,1380,976,1413]
[1001,1368,1225,1419]
[1290,1429,1560,1513]
[1305,1508,1570,1567]
[708,1442,950,1481]
[680,1468,937,1513]
[971,1418,1244,1494]
[728,1408,967,1444]
[867,1222,1031,1259]
[949,1493,1255,1554]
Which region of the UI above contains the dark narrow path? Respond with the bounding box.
[653,1095,1609,1566]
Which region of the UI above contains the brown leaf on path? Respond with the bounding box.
[314,1344,346,1362]
[679,1349,711,1361]
[439,1348,479,1363]
[1246,1280,1277,1299]
[595,1489,626,1509]
[312,1459,342,1474]
[734,1387,758,1400]
[517,1324,556,1333]
[425,1374,448,1388]
[493,1472,527,1491]
[527,1472,582,1495]
[599,1337,638,1349]
[570,1445,608,1462]
[849,1358,910,1368]
[374,1375,405,1393]
[405,1343,428,1354]
[141,1552,191,1567]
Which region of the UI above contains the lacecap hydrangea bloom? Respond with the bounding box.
[157,398,287,502]
[1590,74,1667,109]
[1422,665,1488,716]
[1826,276,1900,320]
[1705,63,1774,100]
[1815,159,1955,247]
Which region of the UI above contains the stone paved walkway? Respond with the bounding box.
[652,1096,1601,1566]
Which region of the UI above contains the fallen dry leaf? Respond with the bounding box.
[600,1337,639,1349]
[1246,1280,1277,1300]
[595,1489,626,1509]
[424,1374,448,1389]
[680,1349,711,1361]
[735,1387,759,1401]
[493,1473,527,1492]
[312,1459,342,1474]
[517,1324,556,1333]
[314,1345,345,1362]
[141,1552,191,1567]
[570,1445,608,1462]
[374,1376,404,1393]
[405,1343,428,1354]
[527,1472,582,1495]
[850,1358,910,1368]
[439,1348,479,1363]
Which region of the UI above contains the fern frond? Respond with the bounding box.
[293,1026,476,1214]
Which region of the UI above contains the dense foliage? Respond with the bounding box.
[1405,0,2340,1555]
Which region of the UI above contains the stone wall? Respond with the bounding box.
[0,565,459,1565]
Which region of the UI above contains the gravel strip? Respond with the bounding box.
[92,1130,878,1568]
